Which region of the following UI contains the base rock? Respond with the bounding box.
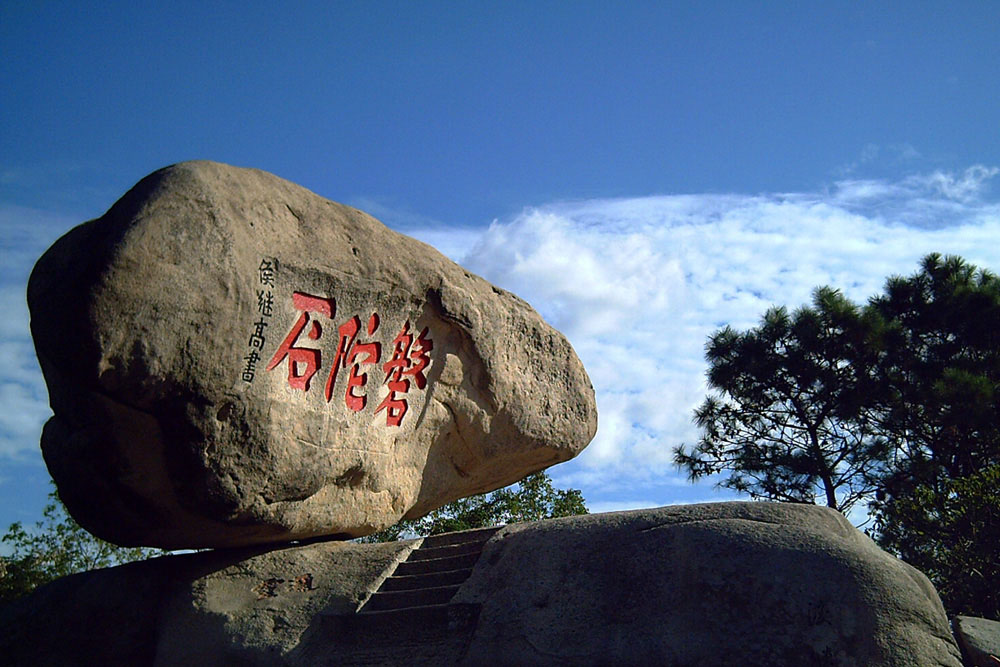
[0,502,963,666]
[953,616,1000,667]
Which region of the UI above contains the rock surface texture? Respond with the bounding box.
[27,161,597,549]
[0,503,964,666]
[953,616,1000,667]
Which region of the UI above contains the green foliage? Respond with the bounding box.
[868,254,1000,489]
[871,465,1000,618]
[1,491,164,603]
[865,254,1000,617]
[677,254,1000,617]
[674,287,887,513]
[359,471,587,543]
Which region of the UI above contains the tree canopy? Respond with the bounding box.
[866,254,1000,617]
[675,254,1000,617]
[867,254,1000,498]
[1,491,164,604]
[674,286,886,513]
[359,470,587,543]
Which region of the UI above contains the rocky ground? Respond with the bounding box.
[0,502,975,666]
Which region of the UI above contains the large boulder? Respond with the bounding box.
[454,502,963,666]
[27,161,597,549]
[0,503,964,666]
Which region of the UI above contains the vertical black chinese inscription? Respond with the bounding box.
[243,258,277,382]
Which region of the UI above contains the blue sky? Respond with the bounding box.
[3,2,1000,539]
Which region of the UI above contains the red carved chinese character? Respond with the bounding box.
[326,312,382,411]
[375,321,433,426]
[403,326,433,389]
[266,292,335,392]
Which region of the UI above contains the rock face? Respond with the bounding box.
[0,539,415,666]
[0,503,964,666]
[27,161,597,549]
[953,616,1000,667]
[455,503,963,666]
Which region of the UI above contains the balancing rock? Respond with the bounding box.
[27,161,597,549]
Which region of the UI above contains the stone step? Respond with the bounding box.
[338,602,481,635]
[419,526,502,549]
[379,567,474,592]
[407,539,488,561]
[393,550,482,576]
[328,603,452,638]
[362,584,462,612]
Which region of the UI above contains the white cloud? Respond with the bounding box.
[348,197,485,264]
[835,142,922,178]
[909,165,1000,202]
[453,167,1000,508]
[0,377,51,459]
[0,286,30,342]
[0,204,77,268]
[0,205,73,459]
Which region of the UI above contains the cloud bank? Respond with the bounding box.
[0,205,77,460]
[447,166,1000,503]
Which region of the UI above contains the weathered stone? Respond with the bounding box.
[27,161,596,549]
[0,539,414,666]
[954,616,1000,667]
[451,502,963,666]
[0,503,964,666]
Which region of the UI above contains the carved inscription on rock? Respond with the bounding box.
[241,258,277,383]
[264,290,433,428]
